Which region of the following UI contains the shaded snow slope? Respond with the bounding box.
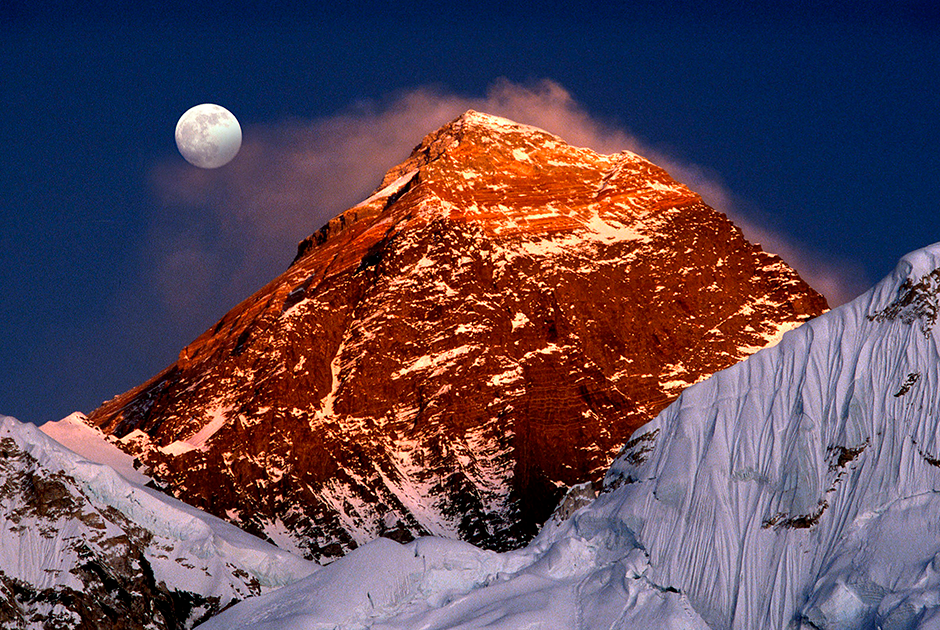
[200,243,940,629]
[599,243,940,629]
[0,415,315,629]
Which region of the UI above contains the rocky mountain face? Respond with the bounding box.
[201,243,940,630]
[0,415,313,630]
[85,111,827,562]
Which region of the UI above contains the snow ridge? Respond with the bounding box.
[598,242,940,629]
[0,414,315,628]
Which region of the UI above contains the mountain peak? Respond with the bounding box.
[297,112,699,264]
[431,109,554,141]
[87,114,827,562]
[445,109,563,144]
[447,109,540,134]
[197,239,940,630]
[372,109,565,190]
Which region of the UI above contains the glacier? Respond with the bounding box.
[198,244,940,630]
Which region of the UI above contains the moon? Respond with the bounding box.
[175,104,242,169]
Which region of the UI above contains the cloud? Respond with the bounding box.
[145,78,863,332]
[715,203,870,308]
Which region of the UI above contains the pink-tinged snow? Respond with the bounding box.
[392,345,476,380]
[352,169,419,209]
[40,412,150,485]
[197,242,940,630]
[159,406,231,456]
[259,515,313,559]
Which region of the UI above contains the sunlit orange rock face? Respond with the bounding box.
[87,111,827,561]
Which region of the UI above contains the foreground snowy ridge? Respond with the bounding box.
[201,242,940,630]
[0,415,315,628]
[598,243,940,629]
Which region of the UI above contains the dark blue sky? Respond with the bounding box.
[2,2,939,424]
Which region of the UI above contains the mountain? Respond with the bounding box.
[199,243,940,630]
[0,414,314,630]
[85,111,827,561]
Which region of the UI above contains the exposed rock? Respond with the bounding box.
[86,111,827,561]
[551,481,597,523]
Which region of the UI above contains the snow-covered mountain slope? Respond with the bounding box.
[0,415,315,629]
[597,243,940,630]
[200,243,940,629]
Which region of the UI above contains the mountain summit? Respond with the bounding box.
[85,111,827,561]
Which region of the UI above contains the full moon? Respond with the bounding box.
[175,104,242,169]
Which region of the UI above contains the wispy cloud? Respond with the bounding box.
[145,78,863,331]
[714,203,869,308]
